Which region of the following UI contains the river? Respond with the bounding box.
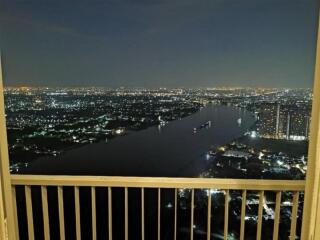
[25,105,255,177]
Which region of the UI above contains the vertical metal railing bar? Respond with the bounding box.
[25,186,34,240]
[256,190,264,240]
[174,188,177,240]
[108,187,112,240]
[240,190,247,240]
[57,186,65,240]
[191,189,194,240]
[41,186,50,240]
[224,190,229,240]
[0,55,18,240]
[290,192,299,240]
[0,182,6,240]
[125,187,128,240]
[158,188,161,240]
[91,187,96,240]
[272,191,282,240]
[207,189,212,240]
[141,188,144,240]
[300,9,320,240]
[12,187,19,240]
[74,186,81,240]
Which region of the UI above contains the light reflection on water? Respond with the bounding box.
[26,105,255,177]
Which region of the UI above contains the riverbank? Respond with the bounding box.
[202,134,308,180]
[22,105,255,176]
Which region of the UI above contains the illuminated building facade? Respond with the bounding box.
[257,103,311,140]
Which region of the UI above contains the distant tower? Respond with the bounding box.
[275,104,280,138]
[305,116,310,139]
[286,112,291,140]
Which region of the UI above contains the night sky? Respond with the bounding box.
[0,0,319,88]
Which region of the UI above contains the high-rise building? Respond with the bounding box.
[286,112,291,140]
[276,104,280,138]
[305,116,310,139]
[257,103,311,140]
[257,103,278,138]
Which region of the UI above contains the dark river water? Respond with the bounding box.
[25,105,255,177]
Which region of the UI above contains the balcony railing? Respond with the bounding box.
[10,175,305,240]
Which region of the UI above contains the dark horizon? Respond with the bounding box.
[0,0,319,88]
[2,84,314,90]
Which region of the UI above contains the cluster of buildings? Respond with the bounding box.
[257,103,311,140]
[4,87,202,168]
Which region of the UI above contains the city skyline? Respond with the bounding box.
[0,0,319,88]
[5,86,311,173]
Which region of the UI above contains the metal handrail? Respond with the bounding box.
[11,174,306,190]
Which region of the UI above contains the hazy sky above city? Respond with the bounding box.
[0,0,319,88]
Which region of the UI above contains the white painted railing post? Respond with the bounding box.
[0,54,17,240]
